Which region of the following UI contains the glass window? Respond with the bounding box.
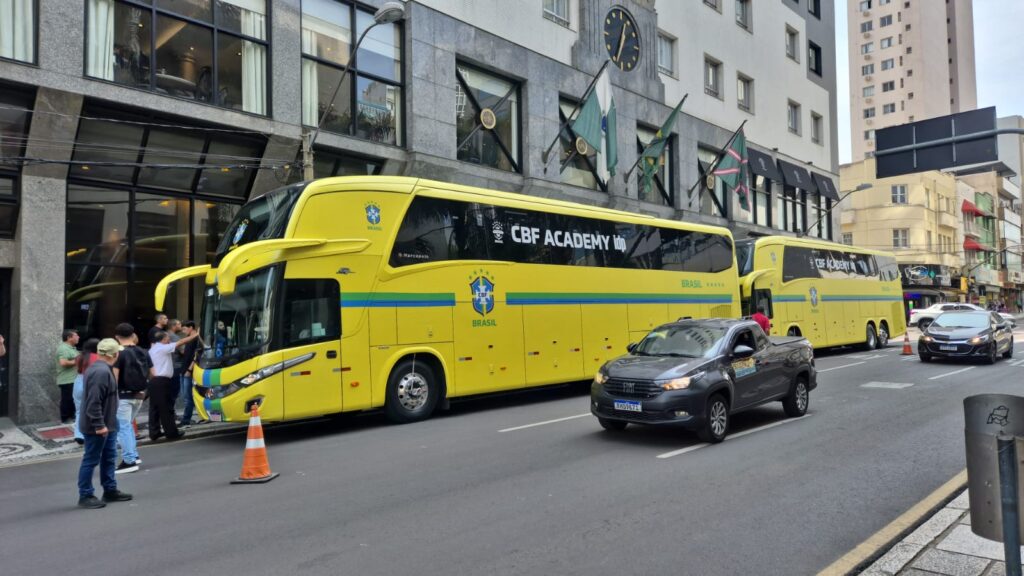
[0,0,35,63]
[637,126,672,205]
[880,15,892,27]
[86,0,268,115]
[864,107,876,118]
[882,80,895,91]
[883,103,896,114]
[134,193,191,269]
[861,43,874,54]
[281,279,341,347]
[456,64,520,172]
[786,28,798,60]
[891,184,907,203]
[197,138,264,198]
[312,148,384,178]
[753,175,771,228]
[704,57,721,98]
[811,112,823,144]
[808,0,821,17]
[892,228,909,248]
[808,42,822,76]
[698,147,727,218]
[194,200,239,265]
[882,58,895,70]
[863,85,875,97]
[543,0,569,26]
[842,233,853,245]
[657,33,674,75]
[737,74,753,112]
[0,178,17,238]
[137,129,206,191]
[862,64,874,75]
[880,37,892,49]
[860,21,873,32]
[735,0,751,30]
[301,0,404,146]
[788,101,801,134]
[66,187,131,265]
[200,265,278,365]
[558,100,600,191]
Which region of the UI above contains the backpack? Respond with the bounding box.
[118,347,151,394]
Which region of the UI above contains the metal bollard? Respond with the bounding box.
[999,435,1022,576]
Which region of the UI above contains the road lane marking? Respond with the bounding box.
[817,470,967,576]
[498,413,590,433]
[817,362,866,373]
[844,354,888,360]
[861,382,914,389]
[1011,359,1024,367]
[656,416,809,459]
[927,366,976,380]
[901,356,919,362]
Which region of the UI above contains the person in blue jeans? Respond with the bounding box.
[178,321,204,426]
[71,339,100,445]
[77,338,133,509]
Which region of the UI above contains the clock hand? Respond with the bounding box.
[616,24,627,60]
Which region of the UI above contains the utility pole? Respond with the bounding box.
[302,133,314,181]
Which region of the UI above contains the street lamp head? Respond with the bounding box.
[374,1,405,24]
[854,183,872,192]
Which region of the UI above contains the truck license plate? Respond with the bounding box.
[614,400,642,412]
[940,345,957,351]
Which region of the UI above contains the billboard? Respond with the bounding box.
[876,107,998,178]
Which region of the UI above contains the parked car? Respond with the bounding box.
[918,311,1015,364]
[590,318,815,443]
[910,303,1015,331]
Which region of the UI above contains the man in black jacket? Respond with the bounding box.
[77,338,133,509]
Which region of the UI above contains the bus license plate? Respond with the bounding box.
[209,412,223,422]
[940,345,957,351]
[614,400,642,412]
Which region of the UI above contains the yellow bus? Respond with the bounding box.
[155,176,741,424]
[735,236,905,349]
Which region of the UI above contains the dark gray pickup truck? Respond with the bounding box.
[590,318,816,442]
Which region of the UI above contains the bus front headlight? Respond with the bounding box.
[210,352,317,399]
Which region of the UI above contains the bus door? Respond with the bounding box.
[279,278,343,419]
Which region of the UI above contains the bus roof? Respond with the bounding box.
[745,235,896,259]
[301,176,734,238]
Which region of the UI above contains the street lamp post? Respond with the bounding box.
[798,183,872,238]
[302,1,406,181]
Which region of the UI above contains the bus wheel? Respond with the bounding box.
[385,359,439,424]
[863,325,878,351]
[878,322,890,348]
[787,327,801,337]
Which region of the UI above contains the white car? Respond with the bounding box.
[910,303,1016,331]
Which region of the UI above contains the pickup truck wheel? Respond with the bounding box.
[917,318,933,331]
[698,395,729,443]
[863,325,878,351]
[598,418,627,432]
[782,376,809,417]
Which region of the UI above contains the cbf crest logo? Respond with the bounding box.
[809,287,819,307]
[365,202,382,225]
[231,219,249,246]
[468,270,496,326]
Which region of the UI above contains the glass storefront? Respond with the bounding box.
[64,106,264,342]
[0,87,32,238]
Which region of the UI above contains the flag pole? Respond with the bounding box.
[623,94,688,181]
[686,119,747,209]
[541,60,612,167]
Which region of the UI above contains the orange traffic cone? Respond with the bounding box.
[901,333,913,356]
[231,404,279,484]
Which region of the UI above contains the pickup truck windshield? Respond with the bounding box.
[635,325,729,358]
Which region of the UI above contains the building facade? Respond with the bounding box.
[840,158,963,308]
[846,0,977,160]
[0,0,838,423]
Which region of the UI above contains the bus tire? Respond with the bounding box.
[384,359,439,424]
[863,324,878,351]
[787,327,801,337]
[878,321,890,348]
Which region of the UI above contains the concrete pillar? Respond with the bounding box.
[11,88,82,423]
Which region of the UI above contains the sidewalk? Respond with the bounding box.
[0,405,244,468]
[861,488,1024,575]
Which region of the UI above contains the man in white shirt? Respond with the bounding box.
[147,328,199,441]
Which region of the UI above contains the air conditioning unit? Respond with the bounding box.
[864,54,872,61]
[862,10,871,17]
[866,119,874,125]
[863,32,872,39]
[866,97,874,104]
[865,75,873,81]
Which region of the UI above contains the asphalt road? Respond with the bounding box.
[2,329,1023,576]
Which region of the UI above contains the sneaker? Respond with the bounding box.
[115,461,139,474]
[74,438,84,445]
[78,495,106,509]
[102,490,133,503]
[166,431,187,441]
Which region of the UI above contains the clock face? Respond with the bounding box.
[604,7,640,71]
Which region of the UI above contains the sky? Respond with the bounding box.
[835,0,1024,164]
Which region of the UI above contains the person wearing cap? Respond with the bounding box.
[77,338,133,509]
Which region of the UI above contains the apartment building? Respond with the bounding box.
[0,0,839,423]
[847,0,977,160]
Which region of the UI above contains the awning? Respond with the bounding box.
[963,238,995,252]
[811,172,840,200]
[748,148,783,181]
[777,159,817,192]
[961,200,986,217]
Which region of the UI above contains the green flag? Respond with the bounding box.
[640,98,684,198]
[571,66,616,181]
[712,128,750,210]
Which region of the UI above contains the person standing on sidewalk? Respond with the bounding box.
[179,321,204,427]
[77,338,132,509]
[112,323,152,473]
[148,328,199,441]
[166,319,183,407]
[72,339,100,446]
[147,313,168,349]
[57,330,80,423]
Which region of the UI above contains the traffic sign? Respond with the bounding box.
[875,107,999,178]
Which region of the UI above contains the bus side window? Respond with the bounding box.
[279,279,341,349]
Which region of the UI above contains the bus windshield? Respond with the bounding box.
[735,239,755,276]
[214,184,305,265]
[199,266,279,369]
